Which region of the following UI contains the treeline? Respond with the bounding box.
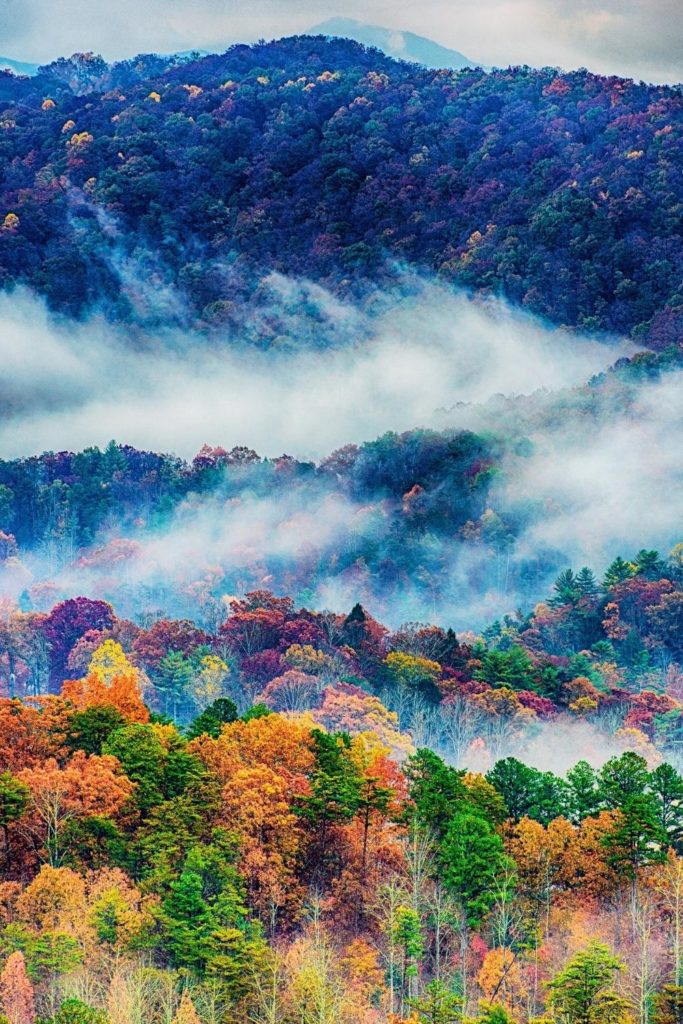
[0,431,496,551]
[0,36,681,342]
[3,539,683,759]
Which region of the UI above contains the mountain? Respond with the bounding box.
[0,36,681,344]
[0,55,39,76]
[308,17,476,69]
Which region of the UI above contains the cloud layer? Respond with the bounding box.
[0,281,630,462]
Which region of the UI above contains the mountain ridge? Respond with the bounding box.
[0,35,681,345]
[308,17,477,69]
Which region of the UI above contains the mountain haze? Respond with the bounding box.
[309,17,476,68]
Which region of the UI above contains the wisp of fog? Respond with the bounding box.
[0,279,632,461]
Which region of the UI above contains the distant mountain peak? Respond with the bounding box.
[0,56,39,77]
[308,17,477,70]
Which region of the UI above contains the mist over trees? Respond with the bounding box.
[0,36,681,344]
[0,26,682,1024]
[1,551,683,1020]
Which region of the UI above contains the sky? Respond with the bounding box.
[0,0,680,83]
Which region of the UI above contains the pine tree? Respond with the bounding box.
[547,942,627,1024]
[550,568,578,607]
[0,773,29,865]
[407,979,463,1023]
[575,567,600,602]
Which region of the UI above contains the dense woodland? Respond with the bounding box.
[0,546,683,1021]
[0,37,681,343]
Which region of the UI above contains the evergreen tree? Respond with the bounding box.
[603,557,637,590]
[0,773,29,865]
[404,749,466,840]
[440,811,512,927]
[575,567,600,602]
[65,705,126,755]
[599,752,651,809]
[186,698,238,739]
[650,763,683,852]
[566,761,602,822]
[407,979,463,1023]
[548,943,627,1024]
[487,758,568,825]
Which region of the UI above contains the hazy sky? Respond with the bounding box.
[0,0,680,83]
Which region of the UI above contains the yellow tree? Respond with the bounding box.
[62,640,149,723]
[478,947,528,1019]
[188,654,231,711]
[16,865,87,937]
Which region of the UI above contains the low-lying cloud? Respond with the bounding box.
[3,277,683,629]
[0,281,630,462]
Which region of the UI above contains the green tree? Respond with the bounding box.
[395,905,424,1006]
[635,549,666,581]
[599,752,651,808]
[48,997,109,1023]
[103,723,202,815]
[159,836,266,999]
[155,651,194,719]
[477,1008,512,1024]
[65,705,126,755]
[298,730,361,875]
[575,567,600,602]
[103,723,166,812]
[487,758,568,825]
[241,703,272,722]
[550,568,579,607]
[601,794,667,883]
[404,749,466,841]
[603,557,637,590]
[650,763,683,852]
[186,698,238,739]
[566,761,602,822]
[472,646,536,690]
[547,943,628,1024]
[0,771,29,864]
[407,979,463,1023]
[440,811,512,927]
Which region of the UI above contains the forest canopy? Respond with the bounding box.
[0,37,681,343]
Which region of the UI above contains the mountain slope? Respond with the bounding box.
[0,36,681,343]
[309,17,476,69]
[0,56,39,76]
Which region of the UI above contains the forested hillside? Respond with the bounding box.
[0,344,680,625]
[1,21,683,1024]
[0,37,681,342]
[1,548,683,1021]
